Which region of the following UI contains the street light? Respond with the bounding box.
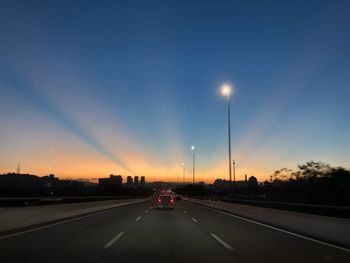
[221,84,231,96]
[191,146,195,184]
[221,83,233,190]
[233,160,236,185]
[182,162,185,185]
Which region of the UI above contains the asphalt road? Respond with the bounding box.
[0,200,349,263]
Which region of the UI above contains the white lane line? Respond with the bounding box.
[135,216,142,221]
[184,210,187,214]
[104,232,124,249]
[191,217,198,223]
[0,200,150,241]
[145,210,149,213]
[0,208,125,241]
[211,233,235,251]
[214,209,350,253]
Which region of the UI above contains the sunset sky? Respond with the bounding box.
[1,0,349,183]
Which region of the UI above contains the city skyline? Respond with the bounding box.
[1,1,350,183]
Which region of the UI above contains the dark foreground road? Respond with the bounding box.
[0,200,349,263]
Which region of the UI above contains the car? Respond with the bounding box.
[156,194,175,210]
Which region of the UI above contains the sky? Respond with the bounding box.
[1,0,350,183]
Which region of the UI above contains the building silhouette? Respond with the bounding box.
[248,175,258,188]
[213,178,248,190]
[126,176,133,188]
[140,176,145,187]
[98,174,123,188]
[134,176,139,187]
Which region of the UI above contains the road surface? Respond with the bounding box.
[0,200,349,263]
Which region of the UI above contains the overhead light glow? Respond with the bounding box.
[221,84,232,96]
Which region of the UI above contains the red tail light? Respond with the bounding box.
[170,198,174,202]
[157,198,161,203]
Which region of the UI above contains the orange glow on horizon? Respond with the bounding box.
[0,155,272,184]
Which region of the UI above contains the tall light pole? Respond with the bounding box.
[233,160,236,186]
[182,162,185,185]
[221,84,233,190]
[191,145,195,184]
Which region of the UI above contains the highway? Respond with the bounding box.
[0,200,349,263]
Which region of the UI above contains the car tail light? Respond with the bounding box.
[157,198,161,203]
[170,198,174,202]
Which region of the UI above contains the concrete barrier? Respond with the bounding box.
[0,196,148,207]
[0,197,150,235]
[218,197,350,218]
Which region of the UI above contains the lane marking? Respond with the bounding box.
[183,210,187,214]
[211,233,235,251]
[213,208,350,253]
[104,232,124,249]
[135,216,142,221]
[0,208,123,240]
[191,217,198,223]
[145,210,149,213]
[0,201,149,240]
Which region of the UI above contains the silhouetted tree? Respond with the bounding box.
[263,161,350,205]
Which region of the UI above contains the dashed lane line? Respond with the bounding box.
[191,217,198,223]
[104,232,124,249]
[211,233,235,251]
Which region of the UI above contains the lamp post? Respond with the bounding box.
[191,146,195,184]
[233,160,236,188]
[182,162,185,185]
[221,84,233,190]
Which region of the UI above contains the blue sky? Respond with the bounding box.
[1,0,349,182]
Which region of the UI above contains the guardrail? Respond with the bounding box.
[0,195,150,207]
[190,196,350,218]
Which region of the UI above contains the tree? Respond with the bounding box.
[297,161,331,179]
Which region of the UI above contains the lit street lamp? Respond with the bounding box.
[221,84,233,190]
[191,146,195,184]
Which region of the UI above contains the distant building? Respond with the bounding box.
[235,180,248,189]
[41,174,59,187]
[213,178,248,190]
[134,176,139,187]
[248,176,258,188]
[213,179,230,190]
[140,176,145,187]
[99,174,123,188]
[126,176,133,188]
